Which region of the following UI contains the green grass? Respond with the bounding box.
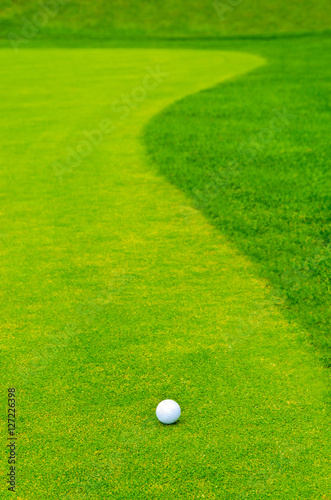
[1,0,331,40]
[1,1,331,497]
[0,45,330,499]
[145,34,331,368]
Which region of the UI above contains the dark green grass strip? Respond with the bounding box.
[1,0,331,39]
[144,34,331,366]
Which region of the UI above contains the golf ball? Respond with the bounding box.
[156,399,181,424]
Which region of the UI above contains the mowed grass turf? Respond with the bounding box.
[1,0,331,38]
[0,47,330,499]
[145,34,331,367]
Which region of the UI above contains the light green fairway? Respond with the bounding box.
[0,49,330,499]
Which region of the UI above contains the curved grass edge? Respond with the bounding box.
[142,37,331,368]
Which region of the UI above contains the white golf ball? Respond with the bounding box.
[156,399,181,424]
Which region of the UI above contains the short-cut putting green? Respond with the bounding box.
[0,47,330,499]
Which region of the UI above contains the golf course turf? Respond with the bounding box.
[0,42,330,499]
[145,34,331,369]
[2,0,331,38]
[1,0,331,496]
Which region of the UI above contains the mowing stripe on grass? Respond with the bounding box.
[0,48,330,499]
